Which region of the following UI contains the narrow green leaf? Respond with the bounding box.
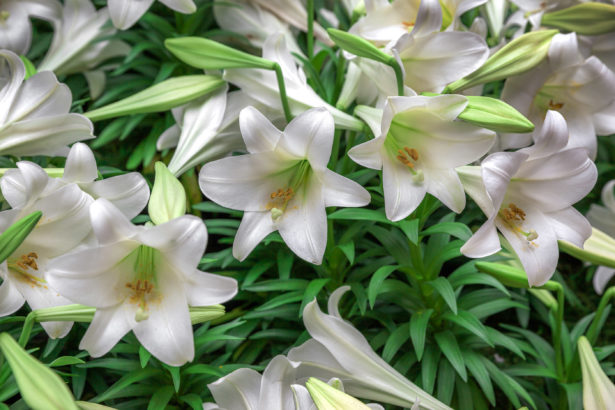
[434,331,468,382]
[410,309,434,361]
[382,322,410,362]
[368,266,399,308]
[397,219,419,245]
[91,368,161,403]
[328,208,390,224]
[337,241,355,265]
[421,222,473,241]
[436,358,456,405]
[147,386,174,410]
[428,277,457,314]
[421,344,441,395]
[48,357,86,367]
[442,310,493,347]
[299,279,330,317]
[481,356,536,409]
[463,351,496,406]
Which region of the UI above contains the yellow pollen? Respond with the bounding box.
[396,146,420,174]
[548,100,564,110]
[8,252,47,288]
[501,203,526,222]
[499,204,539,245]
[402,20,415,28]
[266,187,295,218]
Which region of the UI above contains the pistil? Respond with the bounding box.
[499,203,539,244]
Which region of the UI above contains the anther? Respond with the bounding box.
[548,100,564,110]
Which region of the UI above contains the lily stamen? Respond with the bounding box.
[7,252,47,288]
[499,203,539,244]
[548,99,564,110]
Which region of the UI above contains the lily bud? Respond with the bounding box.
[148,162,187,225]
[0,333,79,410]
[85,75,225,121]
[542,3,615,35]
[0,211,42,264]
[475,261,531,289]
[559,227,615,269]
[458,96,535,133]
[19,55,37,79]
[327,29,395,66]
[165,37,276,70]
[306,377,371,410]
[445,30,558,93]
[578,336,615,410]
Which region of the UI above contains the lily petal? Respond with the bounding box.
[184,270,238,306]
[80,304,136,357]
[321,170,371,208]
[108,0,155,30]
[63,142,98,183]
[208,368,262,410]
[233,211,276,261]
[240,106,283,154]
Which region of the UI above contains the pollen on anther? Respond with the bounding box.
[548,99,564,110]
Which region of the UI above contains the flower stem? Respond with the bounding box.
[307,0,314,59]
[273,63,293,123]
[387,57,404,96]
[585,286,615,344]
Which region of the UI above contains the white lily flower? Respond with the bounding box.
[214,0,303,56]
[223,33,364,131]
[0,50,94,156]
[46,198,238,366]
[288,286,450,409]
[61,143,150,219]
[586,180,615,294]
[200,107,370,265]
[0,161,94,338]
[160,86,284,177]
[578,336,615,410]
[508,0,575,30]
[107,0,196,30]
[500,33,615,157]
[391,0,489,93]
[0,0,61,55]
[38,0,130,99]
[460,110,597,286]
[348,95,495,222]
[581,33,615,73]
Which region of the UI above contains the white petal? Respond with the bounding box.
[157,125,181,150]
[1,161,49,209]
[133,272,194,366]
[83,70,106,100]
[159,0,197,13]
[199,152,295,212]
[562,110,597,159]
[354,105,383,138]
[593,266,615,295]
[5,71,71,123]
[208,368,262,410]
[233,211,276,261]
[277,175,327,264]
[594,100,615,136]
[279,108,334,170]
[46,242,138,308]
[63,142,98,183]
[382,154,427,222]
[258,356,300,410]
[90,198,139,245]
[321,169,371,208]
[0,6,32,55]
[184,270,237,306]
[496,206,558,287]
[348,137,385,170]
[460,218,501,258]
[108,0,155,29]
[240,106,283,154]
[424,167,465,213]
[601,180,615,214]
[548,33,584,70]
[138,215,206,279]
[545,207,591,248]
[587,204,615,238]
[527,110,569,159]
[0,50,26,121]
[0,275,25,316]
[262,32,302,83]
[87,173,150,219]
[80,304,136,357]
[291,384,314,410]
[481,151,528,213]
[410,0,442,37]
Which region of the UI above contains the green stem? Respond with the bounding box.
[273,63,293,123]
[586,286,615,344]
[307,0,314,59]
[554,284,564,380]
[328,129,342,171]
[387,57,404,96]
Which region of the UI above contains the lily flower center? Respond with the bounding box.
[266,160,311,221]
[7,252,48,288]
[124,245,160,322]
[402,21,415,30]
[499,203,539,243]
[396,146,424,183]
[548,99,564,110]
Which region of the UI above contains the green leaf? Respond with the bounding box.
[421,344,441,395]
[397,219,419,245]
[382,322,410,362]
[139,346,151,368]
[505,364,558,379]
[368,266,399,308]
[448,271,510,296]
[427,277,457,314]
[337,241,355,265]
[0,211,42,264]
[165,37,276,70]
[436,358,456,405]
[91,368,161,403]
[442,310,493,347]
[85,75,225,121]
[434,331,467,382]
[463,351,496,406]
[147,386,174,410]
[481,356,536,409]
[484,328,526,359]
[299,279,330,317]
[277,249,294,280]
[244,279,307,292]
[410,309,434,361]
[180,394,204,410]
[48,357,86,367]
[421,222,473,241]
[255,291,304,311]
[164,365,181,392]
[328,208,390,224]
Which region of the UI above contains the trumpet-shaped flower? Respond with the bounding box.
[0,0,61,55]
[0,161,93,338]
[223,33,364,131]
[586,180,615,294]
[460,110,597,286]
[348,95,495,221]
[391,0,489,93]
[47,199,238,366]
[61,143,150,219]
[288,286,450,409]
[199,107,370,264]
[578,336,615,410]
[107,0,196,30]
[0,50,94,156]
[501,33,615,157]
[38,0,130,99]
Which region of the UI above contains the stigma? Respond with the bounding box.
[267,188,295,220]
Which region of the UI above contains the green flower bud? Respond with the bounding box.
[542,3,615,35]
[559,227,615,269]
[306,377,371,410]
[85,75,225,121]
[445,30,558,93]
[148,162,187,225]
[327,29,395,66]
[165,37,276,70]
[458,96,535,133]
